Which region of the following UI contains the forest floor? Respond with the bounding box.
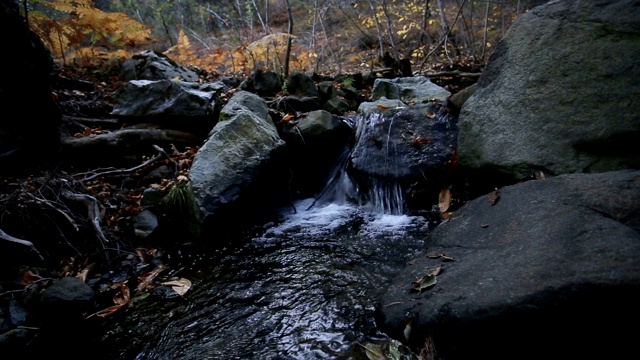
[0,59,479,324]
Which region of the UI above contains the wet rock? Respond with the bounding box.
[371,76,451,103]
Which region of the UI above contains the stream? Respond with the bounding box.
[96,113,439,359]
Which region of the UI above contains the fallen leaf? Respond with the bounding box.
[403,319,413,341]
[411,266,441,292]
[87,282,130,318]
[438,188,452,212]
[20,270,42,285]
[427,253,455,262]
[111,282,131,306]
[426,111,436,118]
[412,135,433,145]
[359,342,386,360]
[426,266,441,277]
[487,189,500,205]
[281,113,294,122]
[411,274,437,292]
[136,265,168,292]
[480,223,490,228]
[377,104,390,110]
[161,278,192,296]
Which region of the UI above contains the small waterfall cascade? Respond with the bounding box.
[312,112,405,215]
[99,111,434,360]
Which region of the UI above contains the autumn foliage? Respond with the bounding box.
[22,0,535,77]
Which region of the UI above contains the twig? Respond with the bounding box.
[61,191,110,264]
[419,0,469,72]
[77,145,174,182]
[0,228,44,261]
[24,192,79,231]
[426,71,481,78]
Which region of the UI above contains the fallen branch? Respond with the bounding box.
[75,144,177,182]
[62,115,121,129]
[426,71,481,78]
[79,153,163,182]
[0,228,44,261]
[62,128,200,151]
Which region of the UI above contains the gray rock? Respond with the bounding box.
[323,97,351,114]
[371,76,450,103]
[120,50,199,82]
[458,0,640,181]
[295,110,343,136]
[357,98,407,114]
[189,91,286,221]
[41,277,94,312]
[133,209,159,238]
[285,71,320,98]
[112,79,223,118]
[349,103,459,211]
[239,70,282,97]
[380,169,640,359]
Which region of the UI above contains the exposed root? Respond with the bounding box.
[0,228,44,261]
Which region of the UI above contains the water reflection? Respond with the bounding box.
[130,112,435,359]
[137,199,429,359]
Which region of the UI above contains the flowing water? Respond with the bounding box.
[126,113,435,359]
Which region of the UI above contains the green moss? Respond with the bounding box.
[161,182,202,238]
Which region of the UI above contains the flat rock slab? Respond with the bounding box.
[380,169,640,359]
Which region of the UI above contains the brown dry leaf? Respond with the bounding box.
[20,270,43,285]
[426,111,436,118]
[487,189,500,205]
[411,266,441,292]
[88,282,131,318]
[112,282,131,306]
[427,253,455,262]
[438,188,452,213]
[377,104,390,110]
[135,265,168,292]
[161,278,192,296]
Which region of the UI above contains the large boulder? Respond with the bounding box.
[111,79,224,135]
[379,169,640,359]
[458,0,640,183]
[0,0,61,173]
[348,100,459,213]
[188,91,287,225]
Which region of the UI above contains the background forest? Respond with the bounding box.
[21,0,545,79]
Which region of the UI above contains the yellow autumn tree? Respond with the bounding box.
[28,0,154,65]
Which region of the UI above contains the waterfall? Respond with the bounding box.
[311,112,406,215]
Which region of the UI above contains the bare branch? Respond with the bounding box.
[0,228,44,261]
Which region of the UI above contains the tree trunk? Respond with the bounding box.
[283,0,293,77]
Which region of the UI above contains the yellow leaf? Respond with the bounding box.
[281,114,294,122]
